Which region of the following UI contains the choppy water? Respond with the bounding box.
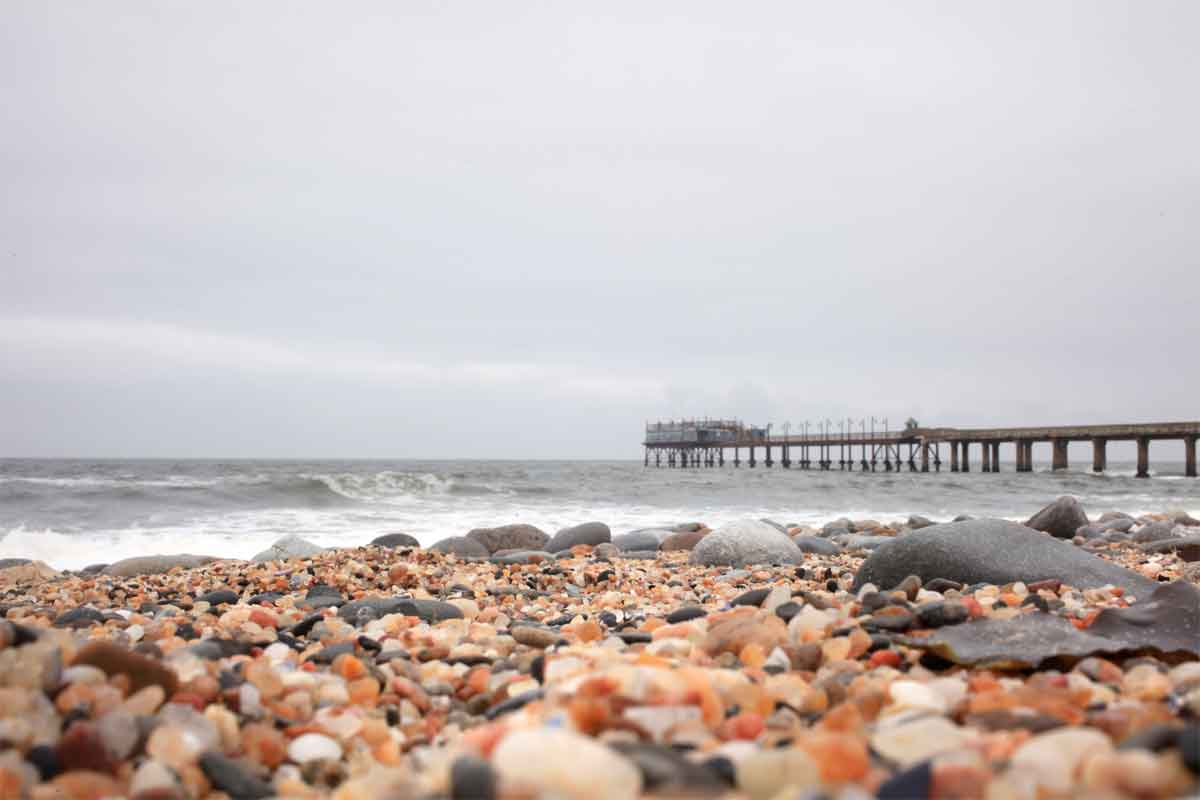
[1,458,1197,569]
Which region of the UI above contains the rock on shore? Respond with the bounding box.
[852,518,1156,594]
[689,519,802,566]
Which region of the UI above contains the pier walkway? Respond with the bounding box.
[642,419,1200,478]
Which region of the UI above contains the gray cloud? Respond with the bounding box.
[2,1,1197,457]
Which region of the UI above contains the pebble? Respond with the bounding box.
[450,754,497,800]
[492,728,641,800]
[735,748,819,800]
[287,732,342,764]
[198,751,273,799]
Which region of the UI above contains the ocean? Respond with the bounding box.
[1,458,1197,570]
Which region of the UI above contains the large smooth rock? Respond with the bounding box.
[103,554,217,578]
[545,522,611,552]
[0,560,60,586]
[252,535,324,562]
[429,536,489,558]
[1140,534,1200,561]
[1132,521,1177,544]
[612,529,671,552]
[466,524,549,554]
[1026,496,1090,539]
[852,518,1155,594]
[370,532,420,549]
[689,519,802,567]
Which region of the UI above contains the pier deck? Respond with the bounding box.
[642,419,1200,478]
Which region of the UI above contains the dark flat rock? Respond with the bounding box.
[898,581,1200,668]
[199,751,272,799]
[792,536,842,555]
[196,589,239,606]
[852,518,1155,595]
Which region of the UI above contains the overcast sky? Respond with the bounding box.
[2,1,1197,458]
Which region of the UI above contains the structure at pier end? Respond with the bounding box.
[642,418,1200,478]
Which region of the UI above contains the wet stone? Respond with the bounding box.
[195,589,238,606]
[731,588,771,607]
[450,754,497,800]
[666,606,707,623]
[916,600,969,628]
[54,607,106,629]
[199,751,272,799]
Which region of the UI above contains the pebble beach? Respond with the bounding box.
[0,500,1197,799]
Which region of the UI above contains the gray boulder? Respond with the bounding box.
[429,536,489,558]
[673,522,704,532]
[371,532,420,549]
[1026,496,1090,539]
[852,518,1155,595]
[823,518,854,534]
[1132,521,1177,544]
[465,524,549,554]
[104,554,218,577]
[545,521,611,552]
[791,536,842,555]
[1102,517,1135,533]
[252,535,324,562]
[1139,534,1200,561]
[907,515,936,530]
[0,558,32,569]
[689,520,802,567]
[612,529,671,552]
[1099,511,1133,523]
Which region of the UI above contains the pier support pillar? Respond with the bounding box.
[1015,442,1025,472]
[749,446,756,468]
[1137,437,1150,478]
[733,448,740,468]
[719,449,725,467]
[1186,437,1197,478]
[981,444,991,473]
[1052,439,1068,471]
[921,443,929,472]
[765,445,773,468]
[991,442,1001,472]
[1092,438,1107,473]
[961,443,971,473]
[782,445,790,469]
[950,442,959,472]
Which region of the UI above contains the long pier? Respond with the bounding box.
[642,419,1200,478]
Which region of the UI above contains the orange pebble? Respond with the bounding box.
[719,712,764,741]
[868,650,902,669]
[249,609,277,629]
[347,677,380,706]
[739,643,766,668]
[332,653,367,680]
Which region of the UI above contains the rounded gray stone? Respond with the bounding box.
[688,519,803,567]
[430,536,489,558]
[1025,496,1090,539]
[612,529,671,552]
[545,521,611,552]
[371,532,420,549]
[852,518,1155,594]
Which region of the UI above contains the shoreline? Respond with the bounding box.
[0,505,1196,797]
